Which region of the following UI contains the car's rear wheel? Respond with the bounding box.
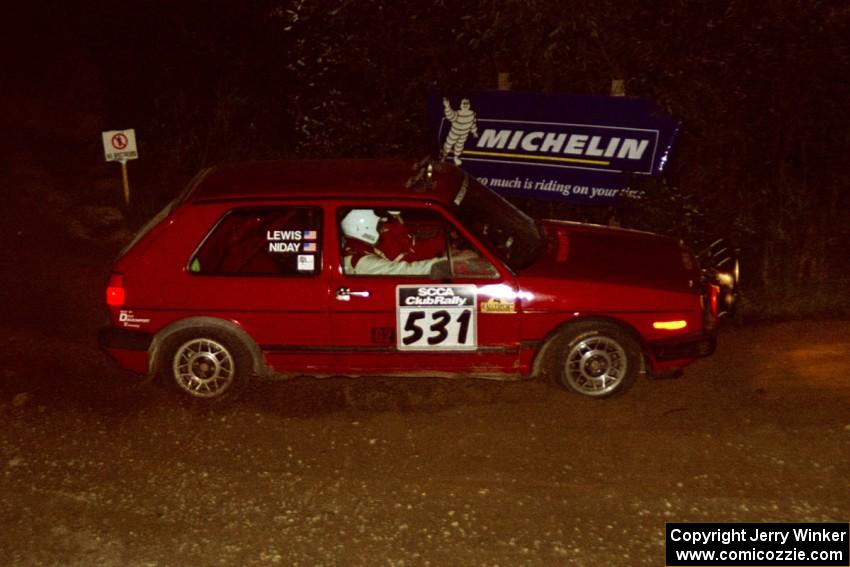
[552,321,640,398]
[158,328,253,401]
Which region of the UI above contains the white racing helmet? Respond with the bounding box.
[341,209,382,245]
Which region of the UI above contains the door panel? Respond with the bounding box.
[329,204,521,375]
[183,203,334,372]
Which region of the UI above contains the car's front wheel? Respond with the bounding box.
[158,328,253,401]
[552,321,640,398]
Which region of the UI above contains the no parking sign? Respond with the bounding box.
[101,129,138,162]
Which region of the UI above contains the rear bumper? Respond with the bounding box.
[99,326,152,351]
[649,333,716,362]
[98,326,152,374]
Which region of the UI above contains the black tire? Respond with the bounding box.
[157,327,254,402]
[551,321,641,398]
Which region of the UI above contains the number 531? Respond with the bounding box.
[398,308,475,350]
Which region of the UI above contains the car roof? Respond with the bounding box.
[185,159,462,205]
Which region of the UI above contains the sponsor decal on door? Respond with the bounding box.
[396,285,477,351]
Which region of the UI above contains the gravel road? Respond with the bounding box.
[1,178,848,566]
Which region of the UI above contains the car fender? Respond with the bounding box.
[148,316,269,378]
[530,315,647,379]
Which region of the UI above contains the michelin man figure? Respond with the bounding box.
[441,97,478,166]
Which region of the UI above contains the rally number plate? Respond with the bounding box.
[396,285,477,351]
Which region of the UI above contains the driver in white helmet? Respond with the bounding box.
[341,209,471,276]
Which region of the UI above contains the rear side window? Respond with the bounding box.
[190,207,322,276]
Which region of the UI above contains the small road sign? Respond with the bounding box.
[102,129,138,162]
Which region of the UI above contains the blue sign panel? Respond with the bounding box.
[427,90,680,205]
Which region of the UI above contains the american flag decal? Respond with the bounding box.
[303,242,317,252]
[303,230,317,240]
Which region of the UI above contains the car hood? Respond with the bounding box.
[518,220,697,293]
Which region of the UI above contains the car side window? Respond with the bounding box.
[338,207,498,279]
[190,207,322,276]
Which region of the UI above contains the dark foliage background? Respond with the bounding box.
[4,0,849,319]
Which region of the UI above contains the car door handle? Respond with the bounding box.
[336,288,371,301]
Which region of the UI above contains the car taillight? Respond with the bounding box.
[106,273,125,307]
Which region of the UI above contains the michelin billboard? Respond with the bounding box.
[428,91,680,205]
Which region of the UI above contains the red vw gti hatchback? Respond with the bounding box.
[100,160,717,401]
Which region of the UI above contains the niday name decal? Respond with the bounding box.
[268,241,302,253]
[119,310,150,328]
[266,229,318,254]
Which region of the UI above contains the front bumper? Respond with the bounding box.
[649,333,716,362]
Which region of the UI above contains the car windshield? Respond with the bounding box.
[451,174,545,270]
